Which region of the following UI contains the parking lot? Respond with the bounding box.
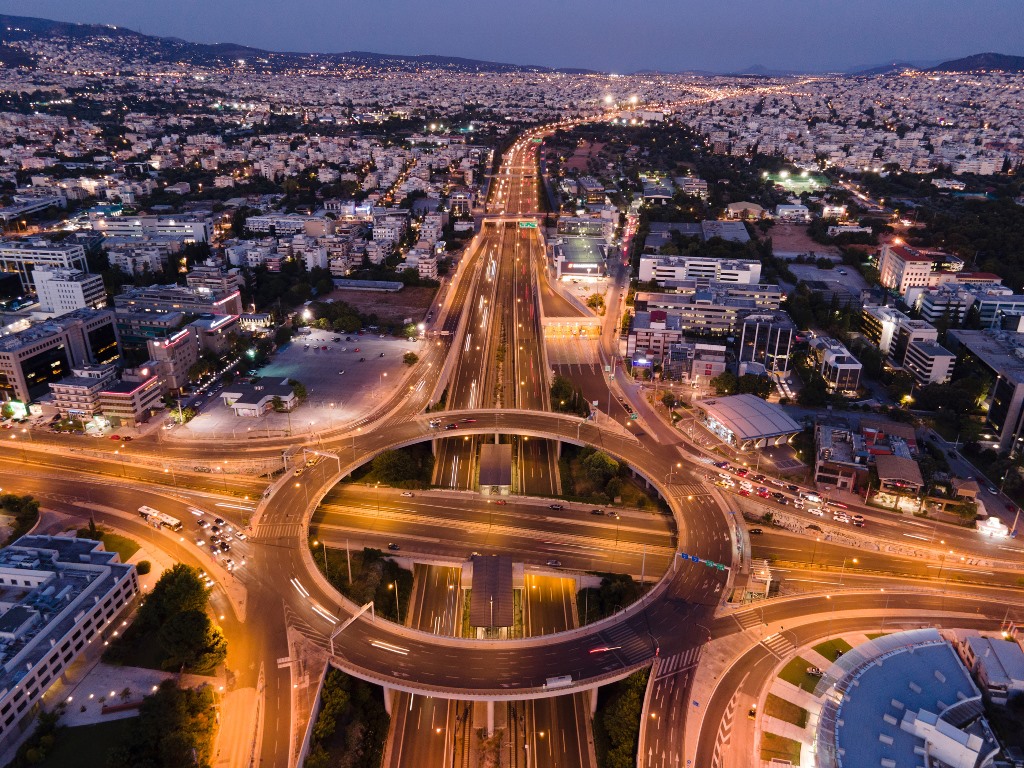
[169,329,423,440]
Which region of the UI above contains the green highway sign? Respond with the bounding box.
[518,221,538,229]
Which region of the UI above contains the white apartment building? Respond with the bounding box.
[32,267,106,316]
[903,341,956,386]
[638,254,761,285]
[0,240,89,291]
[89,215,210,243]
[878,244,934,296]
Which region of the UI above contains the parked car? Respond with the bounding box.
[388,543,401,551]
[401,492,415,497]
[545,559,562,567]
[749,528,763,535]
[548,504,564,510]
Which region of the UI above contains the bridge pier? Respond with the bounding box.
[486,699,495,736]
[382,685,394,716]
[589,686,599,717]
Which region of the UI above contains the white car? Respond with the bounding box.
[400,492,415,497]
[793,501,804,509]
[195,539,205,547]
[809,507,825,517]
[833,514,849,523]
[235,531,247,541]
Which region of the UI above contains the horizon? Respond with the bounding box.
[1,1,1022,73]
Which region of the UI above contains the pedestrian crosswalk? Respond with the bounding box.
[251,522,302,541]
[731,609,762,632]
[655,646,702,680]
[761,632,795,659]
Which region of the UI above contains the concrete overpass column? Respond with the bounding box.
[556,440,562,459]
[431,438,437,457]
[486,700,495,736]
[382,685,395,716]
[589,686,600,717]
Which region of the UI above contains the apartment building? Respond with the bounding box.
[185,261,245,296]
[861,306,937,362]
[32,267,106,316]
[627,311,683,360]
[146,327,198,392]
[0,240,89,291]
[48,365,117,420]
[0,536,137,747]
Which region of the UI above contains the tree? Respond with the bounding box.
[158,609,227,673]
[402,351,419,366]
[709,371,738,395]
[372,450,417,485]
[661,392,677,409]
[288,379,308,401]
[582,451,619,486]
[137,563,209,632]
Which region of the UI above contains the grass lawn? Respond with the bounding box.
[866,632,890,640]
[760,732,803,765]
[99,532,140,562]
[813,638,853,661]
[779,656,821,693]
[39,718,136,768]
[765,693,808,728]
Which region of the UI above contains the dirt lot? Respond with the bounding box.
[764,222,841,260]
[323,285,438,325]
[565,141,606,173]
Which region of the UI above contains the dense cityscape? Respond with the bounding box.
[0,9,1023,768]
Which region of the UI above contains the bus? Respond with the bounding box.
[138,506,183,532]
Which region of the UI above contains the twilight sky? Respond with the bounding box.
[3,0,1023,73]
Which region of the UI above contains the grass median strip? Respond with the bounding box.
[779,656,821,694]
[765,693,808,728]
[760,732,803,765]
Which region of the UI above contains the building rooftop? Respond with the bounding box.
[696,394,802,441]
[947,329,1024,386]
[874,453,924,487]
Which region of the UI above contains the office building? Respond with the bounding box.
[0,536,138,746]
[662,341,727,382]
[946,329,1024,454]
[877,243,965,298]
[0,240,89,292]
[0,309,119,403]
[48,365,118,420]
[185,261,245,296]
[738,312,797,373]
[813,425,871,492]
[638,254,761,285]
[146,327,198,393]
[552,238,606,280]
[97,364,164,427]
[627,311,682,360]
[861,307,934,359]
[90,214,210,242]
[32,267,106,316]
[810,337,862,393]
[903,341,956,385]
[113,284,243,317]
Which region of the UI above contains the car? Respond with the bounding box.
[354,348,360,352]
[837,269,848,276]
[849,513,865,522]
[387,543,401,551]
[379,334,386,338]
[346,336,353,342]
[359,357,366,362]
[332,337,340,343]
[210,525,221,535]
[748,706,757,720]
[195,539,205,547]
[189,508,204,517]
[738,489,751,497]
[735,468,749,478]
[444,423,458,430]
[833,514,850,523]
[807,666,824,676]
[303,344,310,350]
[769,479,785,487]
[988,485,998,494]
[752,474,766,483]
[809,507,825,517]
[590,509,604,515]
[338,370,345,375]
[748,528,763,535]
[807,523,823,532]
[757,489,771,498]
[786,485,799,493]
[293,468,304,477]
[340,347,348,352]
[197,520,209,529]
[321,345,328,351]
[545,559,562,567]
[460,418,477,424]
[826,500,848,509]
[122,436,133,441]
[214,517,225,526]
[852,519,865,527]
[400,492,414,497]
[429,419,441,428]
[494,500,507,505]
[219,542,231,552]
[793,501,804,509]
[109,434,121,440]
[235,532,247,541]
[548,504,564,510]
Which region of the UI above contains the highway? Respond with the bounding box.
[386,565,465,768]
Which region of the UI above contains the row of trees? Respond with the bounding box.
[1,493,40,545]
[304,669,390,768]
[551,374,591,417]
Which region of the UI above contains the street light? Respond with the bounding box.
[313,539,329,579]
[388,581,401,623]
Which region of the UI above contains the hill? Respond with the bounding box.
[0,13,593,74]
[929,52,1024,73]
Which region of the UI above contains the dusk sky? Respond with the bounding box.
[2,0,1023,73]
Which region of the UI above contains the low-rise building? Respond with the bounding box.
[813,425,871,492]
[662,341,727,382]
[693,394,802,450]
[638,254,761,285]
[954,634,1024,705]
[220,380,296,416]
[809,337,862,393]
[0,535,138,746]
[552,237,606,280]
[904,341,956,385]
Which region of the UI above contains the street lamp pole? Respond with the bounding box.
[389,581,401,623]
